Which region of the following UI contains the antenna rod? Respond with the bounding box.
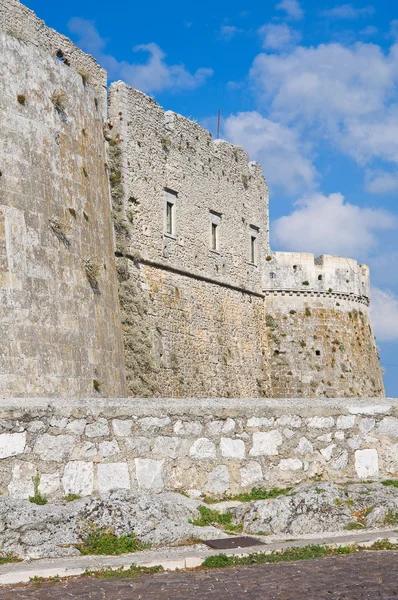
[217,109,221,139]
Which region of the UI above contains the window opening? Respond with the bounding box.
[166,202,173,235]
[293,265,298,272]
[210,210,222,251]
[250,235,256,263]
[164,189,177,236]
[318,275,323,281]
[316,350,321,356]
[270,272,276,279]
[211,223,218,250]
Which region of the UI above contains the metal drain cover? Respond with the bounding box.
[204,536,266,550]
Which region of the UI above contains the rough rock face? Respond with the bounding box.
[0,490,223,559]
[232,482,398,535]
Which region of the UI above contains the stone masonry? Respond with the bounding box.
[0,397,397,499]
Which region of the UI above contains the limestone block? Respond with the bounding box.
[240,461,263,487]
[355,449,379,479]
[139,417,171,432]
[283,428,295,438]
[320,444,336,461]
[317,433,332,443]
[189,438,217,459]
[307,417,335,429]
[295,437,313,455]
[50,417,68,429]
[8,461,35,499]
[85,419,110,438]
[377,417,398,438]
[66,420,87,435]
[276,415,301,428]
[135,458,164,490]
[0,432,26,459]
[220,438,245,459]
[386,443,398,474]
[334,431,345,440]
[250,431,283,457]
[331,450,348,471]
[173,420,203,436]
[62,461,94,496]
[79,441,97,458]
[33,434,75,462]
[124,436,151,455]
[336,415,355,430]
[27,421,45,433]
[278,458,302,471]
[348,405,391,415]
[40,473,60,496]
[347,435,362,450]
[153,436,182,458]
[205,465,229,495]
[359,418,376,435]
[246,417,274,429]
[99,440,120,458]
[97,462,130,494]
[206,418,235,436]
[112,419,133,437]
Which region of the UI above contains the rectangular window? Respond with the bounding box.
[164,189,177,236]
[209,210,222,251]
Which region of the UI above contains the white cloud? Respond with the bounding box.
[366,171,398,194]
[360,25,378,35]
[220,25,242,40]
[259,23,301,50]
[320,4,375,19]
[371,287,398,341]
[223,111,317,194]
[273,192,396,257]
[68,18,213,94]
[276,0,304,20]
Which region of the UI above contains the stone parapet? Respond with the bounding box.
[0,397,397,499]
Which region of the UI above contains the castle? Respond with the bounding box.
[0,0,385,400]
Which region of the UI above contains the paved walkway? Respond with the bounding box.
[2,551,398,599]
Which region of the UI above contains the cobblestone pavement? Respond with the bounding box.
[1,551,398,599]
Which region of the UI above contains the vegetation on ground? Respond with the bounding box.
[381,480,398,488]
[29,473,47,506]
[204,487,290,504]
[64,494,82,502]
[190,505,243,533]
[0,552,21,565]
[75,528,147,556]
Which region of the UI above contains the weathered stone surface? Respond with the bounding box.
[240,461,263,487]
[66,420,87,435]
[189,438,216,459]
[276,415,301,428]
[124,436,151,455]
[247,417,274,429]
[206,419,235,436]
[135,458,164,490]
[250,431,282,456]
[40,473,60,496]
[320,444,336,461]
[98,440,120,458]
[279,458,302,471]
[336,415,356,430]
[112,419,133,437]
[331,450,348,471]
[355,449,379,478]
[33,434,75,462]
[173,420,203,436]
[153,436,182,458]
[220,438,245,459]
[378,417,398,438]
[206,465,230,495]
[0,432,26,459]
[62,461,94,496]
[79,441,97,458]
[8,461,35,499]
[307,417,335,429]
[139,417,171,432]
[50,417,68,429]
[85,419,110,438]
[295,437,313,455]
[97,462,130,494]
[359,418,376,435]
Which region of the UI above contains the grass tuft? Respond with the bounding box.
[64,493,81,502]
[381,480,398,488]
[0,552,21,566]
[205,487,291,505]
[75,528,147,556]
[190,506,242,533]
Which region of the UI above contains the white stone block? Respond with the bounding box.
[189,438,216,459]
[79,441,97,458]
[99,440,120,458]
[125,436,151,454]
[8,461,35,499]
[279,458,302,471]
[205,465,229,495]
[347,435,362,450]
[355,449,379,479]
[40,473,60,496]
[307,417,335,429]
[0,432,26,458]
[139,417,170,432]
[334,431,345,440]
[85,419,109,438]
[320,444,336,461]
[359,418,376,435]
[220,438,245,459]
[97,462,130,494]
[66,419,87,435]
[348,405,391,415]
[50,416,68,429]
[33,434,75,461]
[336,415,355,430]
[173,420,203,436]
[250,430,282,457]
[240,461,263,487]
[317,433,332,443]
[247,417,274,429]
[377,417,398,438]
[331,450,348,471]
[62,461,94,496]
[295,437,313,455]
[135,458,164,490]
[112,419,133,436]
[206,418,235,436]
[276,415,301,428]
[153,436,181,458]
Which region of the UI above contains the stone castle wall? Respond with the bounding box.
[0,4,126,397]
[0,397,397,499]
[108,82,271,396]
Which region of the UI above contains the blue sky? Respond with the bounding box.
[27,0,398,395]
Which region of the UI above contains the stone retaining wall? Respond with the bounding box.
[1,398,398,499]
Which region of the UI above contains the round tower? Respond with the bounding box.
[263,252,385,398]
